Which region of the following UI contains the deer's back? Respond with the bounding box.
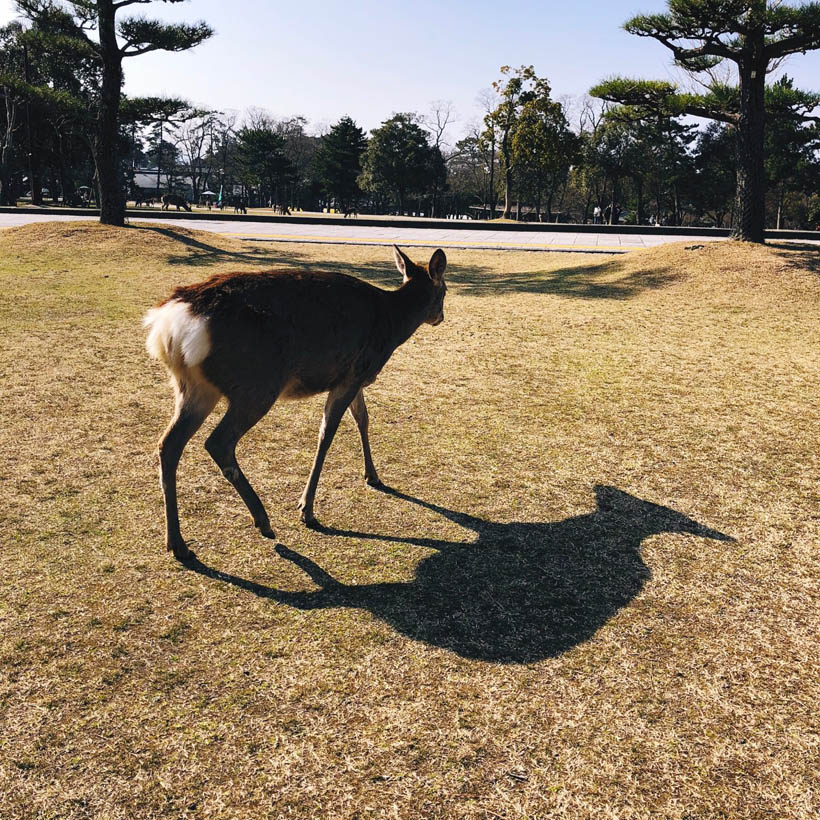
[170,270,394,398]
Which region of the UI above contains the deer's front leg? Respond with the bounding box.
[298,385,359,526]
[348,389,382,487]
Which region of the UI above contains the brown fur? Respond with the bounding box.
[161,193,192,212]
[149,246,447,560]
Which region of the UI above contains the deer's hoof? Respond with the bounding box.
[300,509,319,528]
[169,541,195,562]
[365,475,384,489]
[256,522,276,540]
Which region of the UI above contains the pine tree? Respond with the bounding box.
[360,114,435,214]
[591,1,820,242]
[16,1,212,226]
[314,116,367,211]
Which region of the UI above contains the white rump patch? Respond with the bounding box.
[143,299,211,370]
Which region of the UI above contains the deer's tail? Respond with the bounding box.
[143,299,211,382]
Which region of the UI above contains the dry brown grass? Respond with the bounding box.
[1,222,819,819]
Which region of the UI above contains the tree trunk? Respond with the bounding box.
[609,181,618,225]
[0,167,10,206]
[731,41,767,242]
[500,123,513,219]
[488,133,496,219]
[515,176,521,221]
[155,120,163,196]
[0,140,14,206]
[636,179,644,225]
[21,43,43,207]
[0,89,17,205]
[96,0,125,226]
[502,160,513,219]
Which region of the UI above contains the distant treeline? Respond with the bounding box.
[2,7,820,230]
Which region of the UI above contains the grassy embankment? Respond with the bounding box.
[1,222,818,819]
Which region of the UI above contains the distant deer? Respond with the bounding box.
[232,196,247,214]
[161,193,192,212]
[343,204,358,218]
[144,246,448,560]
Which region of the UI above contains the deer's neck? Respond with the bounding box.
[385,278,430,350]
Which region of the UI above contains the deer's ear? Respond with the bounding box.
[393,245,412,282]
[428,249,447,282]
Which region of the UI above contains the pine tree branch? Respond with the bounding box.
[118,18,213,57]
[766,28,820,58]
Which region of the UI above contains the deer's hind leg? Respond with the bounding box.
[159,373,221,560]
[204,390,278,540]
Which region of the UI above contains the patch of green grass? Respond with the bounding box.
[159,622,190,644]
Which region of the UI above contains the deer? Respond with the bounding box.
[143,245,447,561]
[161,193,192,212]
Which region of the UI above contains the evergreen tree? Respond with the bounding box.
[236,123,294,207]
[591,1,820,242]
[765,76,820,227]
[485,65,543,219]
[359,113,434,214]
[0,12,98,205]
[691,122,736,226]
[16,0,212,226]
[314,116,367,211]
[511,86,577,221]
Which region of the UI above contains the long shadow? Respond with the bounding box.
[135,225,274,267]
[768,241,820,275]
[135,223,683,298]
[443,260,683,298]
[183,485,733,663]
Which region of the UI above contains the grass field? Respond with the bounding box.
[1,222,818,819]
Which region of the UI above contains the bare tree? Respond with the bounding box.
[422,99,456,149]
[476,87,499,218]
[176,109,221,202]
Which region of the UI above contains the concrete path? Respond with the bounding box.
[0,211,813,253]
[215,219,702,253]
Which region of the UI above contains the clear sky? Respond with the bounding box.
[2,0,820,140]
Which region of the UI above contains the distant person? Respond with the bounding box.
[593,205,602,224]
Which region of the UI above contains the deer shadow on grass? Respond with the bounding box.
[183,485,732,663]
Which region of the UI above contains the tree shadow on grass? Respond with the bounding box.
[135,224,683,298]
[442,259,684,298]
[767,242,820,275]
[135,225,275,267]
[183,485,733,663]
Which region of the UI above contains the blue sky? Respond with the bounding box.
[2,0,820,139]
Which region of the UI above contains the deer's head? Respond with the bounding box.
[393,246,447,326]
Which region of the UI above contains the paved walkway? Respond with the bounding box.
[0,211,813,253]
[216,220,700,253]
